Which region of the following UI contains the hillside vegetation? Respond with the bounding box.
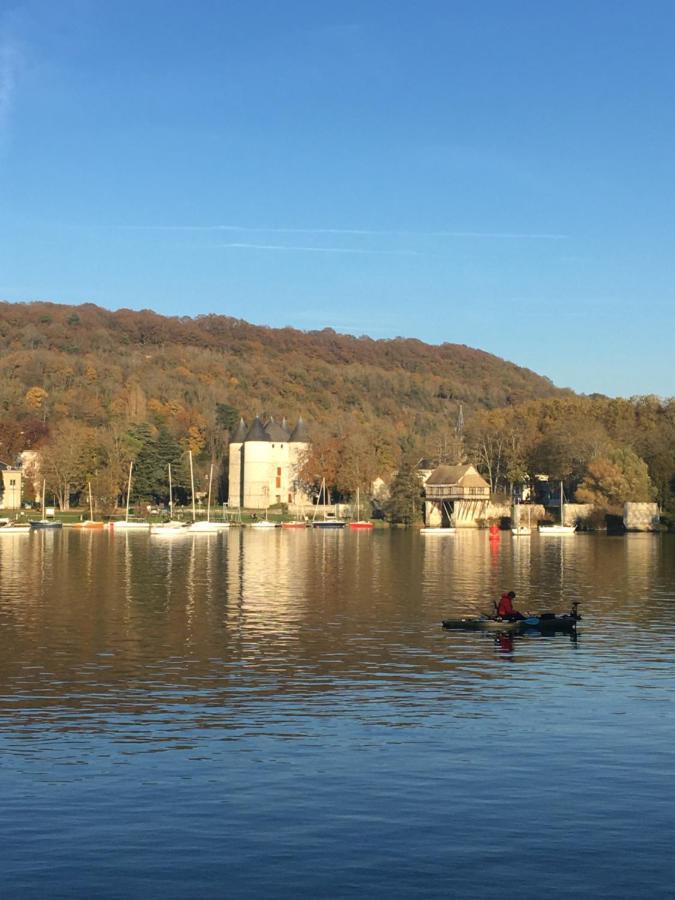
[2,300,670,516]
[0,300,563,428]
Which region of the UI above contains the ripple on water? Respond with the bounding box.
[0,530,674,898]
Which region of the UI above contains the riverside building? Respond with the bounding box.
[227,416,312,510]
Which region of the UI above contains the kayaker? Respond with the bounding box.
[497,591,524,621]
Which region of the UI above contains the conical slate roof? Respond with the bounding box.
[265,416,290,441]
[244,416,271,442]
[289,417,310,443]
[231,418,248,444]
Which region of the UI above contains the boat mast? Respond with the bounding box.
[312,478,323,523]
[168,464,173,519]
[41,478,46,520]
[125,461,133,523]
[206,464,213,523]
[189,450,196,522]
[88,481,94,521]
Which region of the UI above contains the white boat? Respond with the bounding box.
[539,482,576,535]
[312,478,346,528]
[151,520,189,535]
[420,500,455,534]
[249,507,278,528]
[0,521,31,533]
[111,462,151,530]
[188,463,224,532]
[30,479,63,529]
[151,464,188,534]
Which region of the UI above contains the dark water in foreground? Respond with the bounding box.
[0,528,673,899]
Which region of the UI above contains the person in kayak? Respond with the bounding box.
[497,591,525,621]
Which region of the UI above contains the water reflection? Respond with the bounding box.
[1,530,671,716]
[1,530,674,900]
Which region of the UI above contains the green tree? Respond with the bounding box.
[132,426,185,501]
[385,459,424,525]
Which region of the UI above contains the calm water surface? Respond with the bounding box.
[1,528,674,899]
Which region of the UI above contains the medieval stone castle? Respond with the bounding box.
[227,416,312,510]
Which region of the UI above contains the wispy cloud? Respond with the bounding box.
[219,241,421,256]
[124,224,568,241]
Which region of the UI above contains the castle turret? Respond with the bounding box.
[227,418,247,508]
[265,417,291,504]
[242,416,272,509]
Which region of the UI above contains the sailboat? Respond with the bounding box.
[72,481,105,529]
[349,486,373,529]
[189,462,226,531]
[511,501,531,536]
[111,462,150,529]
[151,464,188,535]
[0,520,30,533]
[30,479,63,529]
[312,478,346,528]
[538,482,576,535]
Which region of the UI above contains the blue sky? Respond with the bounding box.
[1,1,673,397]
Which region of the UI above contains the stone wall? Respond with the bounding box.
[425,499,598,529]
[623,502,660,532]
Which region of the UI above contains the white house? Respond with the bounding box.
[0,462,22,510]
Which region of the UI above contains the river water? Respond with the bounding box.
[0,528,673,899]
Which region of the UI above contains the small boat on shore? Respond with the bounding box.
[420,527,456,535]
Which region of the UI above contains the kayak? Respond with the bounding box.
[442,609,581,633]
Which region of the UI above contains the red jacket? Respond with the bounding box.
[497,594,515,617]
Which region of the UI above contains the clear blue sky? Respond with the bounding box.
[1,1,673,397]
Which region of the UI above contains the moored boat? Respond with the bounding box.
[30,479,63,529]
[110,462,151,529]
[0,521,31,533]
[420,527,456,535]
[539,482,576,535]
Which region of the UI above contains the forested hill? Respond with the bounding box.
[0,300,571,504]
[0,300,564,433]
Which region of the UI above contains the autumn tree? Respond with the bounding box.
[576,448,656,513]
[40,421,99,509]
